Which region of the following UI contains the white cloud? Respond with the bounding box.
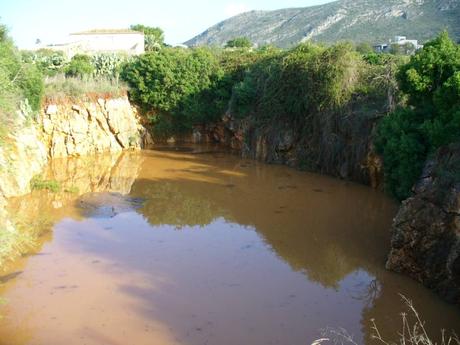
[224,3,251,17]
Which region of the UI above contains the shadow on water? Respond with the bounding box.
[0,148,458,345]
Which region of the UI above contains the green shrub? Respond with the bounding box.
[17,63,44,112]
[64,186,80,194]
[225,37,253,49]
[375,108,428,199]
[121,48,223,136]
[65,54,94,78]
[355,42,374,55]
[0,23,45,139]
[231,42,363,124]
[30,176,61,192]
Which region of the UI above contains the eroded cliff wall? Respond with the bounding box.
[386,143,460,305]
[41,97,150,158]
[199,104,384,189]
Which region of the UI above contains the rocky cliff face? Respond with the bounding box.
[200,106,384,188]
[0,96,146,199]
[0,123,48,198]
[386,143,460,305]
[41,96,149,158]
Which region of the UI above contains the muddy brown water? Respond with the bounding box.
[0,148,458,345]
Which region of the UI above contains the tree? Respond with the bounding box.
[398,31,459,108]
[225,37,252,49]
[130,24,164,51]
[376,31,460,199]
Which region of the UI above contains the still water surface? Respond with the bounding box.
[0,147,458,345]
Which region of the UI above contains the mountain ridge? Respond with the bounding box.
[185,0,460,48]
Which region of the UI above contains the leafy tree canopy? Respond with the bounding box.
[376,31,460,199]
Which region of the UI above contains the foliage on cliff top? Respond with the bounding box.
[0,24,44,143]
[376,31,460,200]
[65,54,94,78]
[121,40,399,146]
[230,42,366,124]
[121,48,224,137]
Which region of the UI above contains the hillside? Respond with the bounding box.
[185,0,460,48]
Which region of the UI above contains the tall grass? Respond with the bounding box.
[312,295,459,345]
[0,226,35,267]
[44,75,127,101]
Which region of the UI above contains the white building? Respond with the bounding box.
[391,36,423,50]
[46,29,144,57]
[373,35,423,54]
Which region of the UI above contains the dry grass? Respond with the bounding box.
[0,227,35,267]
[44,75,127,102]
[312,295,459,345]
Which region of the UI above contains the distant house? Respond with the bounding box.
[45,29,145,58]
[373,35,423,54]
[373,43,389,53]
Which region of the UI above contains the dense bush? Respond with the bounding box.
[0,30,21,116]
[16,63,45,112]
[0,24,44,122]
[375,109,428,199]
[65,54,94,78]
[225,37,253,49]
[231,43,363,124]
[376,32,460,199]
[21,49,66,77]
[121,48,223,136]
[121,41,392,147]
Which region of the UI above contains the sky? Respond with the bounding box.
[0,0,334,49]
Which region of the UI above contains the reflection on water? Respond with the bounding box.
[0,148,458,345]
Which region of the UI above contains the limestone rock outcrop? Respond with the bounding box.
[40,96,147,158]
[386,143,460,305]
[0,96,147,200]
[0,121,48,198]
